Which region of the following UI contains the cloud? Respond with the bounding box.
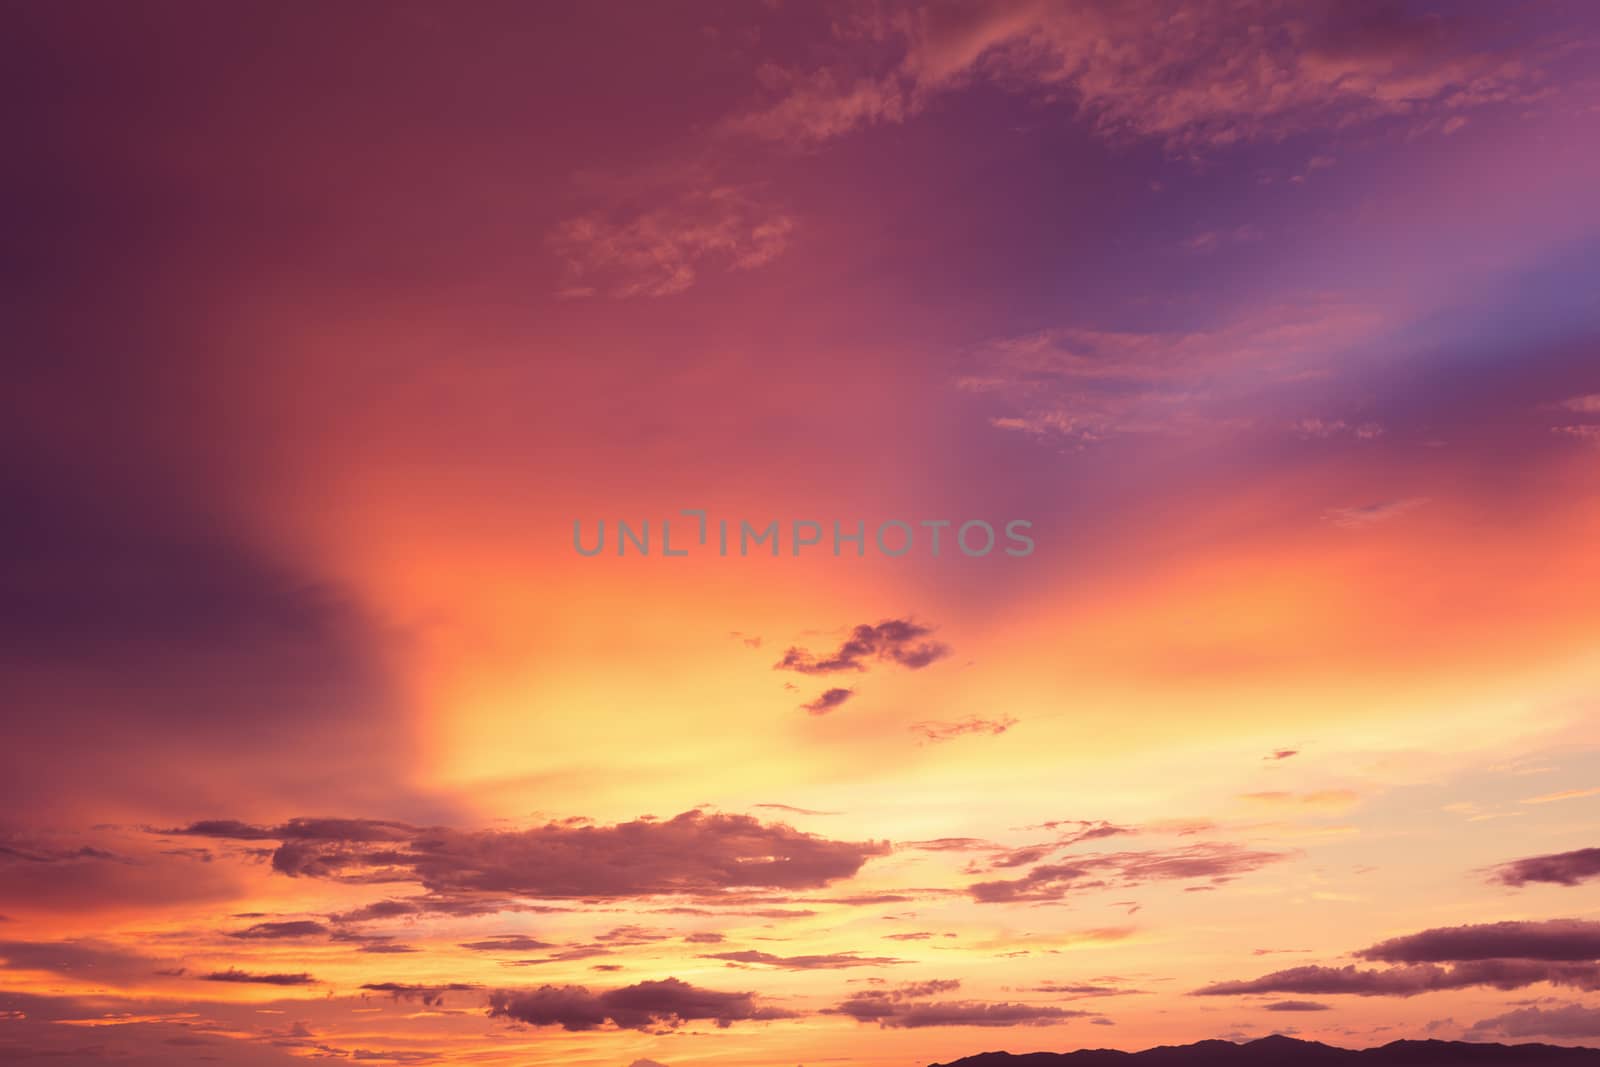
[728,1,1545,152]
[1324,498,1430,528]
[1265,749,1300,761]
[700,949,908,970]
[1264,1000,1332,1011]
[1238,789,1359,810]
[1293,418,1385,441]
[1469,1002,1600,1039]
[170,817,415,843]
[202,968,318,986]
[1560,394,1600,413]
[1195,961,1600,998]
[1553,425,1600,444]
[1491,847,1600,887]
[1358,920,1600,962]
[911,716,1018,743]
[170,809,888,898]
[969,842,1288,902]
[228,920,328,940]
[1199,922,1600,999]
[825,978,1087,1028]
[801,687,856,716]
[360,982,482,1007]
[966,300,1385,443]
[752,804,842,816]
[488,977,794,1031]
[551,186,793,298]
[774,619,951,675]
[459,936,556,952]
[1521,787,1600,804]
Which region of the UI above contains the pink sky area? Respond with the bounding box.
[4,2,1600,1065]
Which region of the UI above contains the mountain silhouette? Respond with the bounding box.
[930,1035,1600,1067]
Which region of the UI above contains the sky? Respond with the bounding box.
[3,1,1600,1065]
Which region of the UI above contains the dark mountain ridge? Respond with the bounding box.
[931,1035,1600,1067]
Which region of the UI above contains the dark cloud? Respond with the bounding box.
[1469,1002,1600,1039]
[1025,981,1146,999]
[1192,919,1600,1000]
[202,968,317,986]
[329,894,541,922]
[0,842,124,864]
[1490,847,1600,887]
[228,920,328,940]
[488,977,794,1031]
[801,687,855,716]
[173,810,887,899]
[170,818,415,843]
[969,842,1287,902]
[1357,920,1600,963]
[1265,749,1299,761]
[1264,1000,1332,1011]
[1195,961,1600,998]
[825,978,1086,1029]
[774,619,950,675]
[910,716,1018,743]
[361,982,481,1006]
[459,936,556,952]
[701,949,908,970]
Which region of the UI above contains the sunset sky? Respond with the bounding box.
[4,2,1600,1065]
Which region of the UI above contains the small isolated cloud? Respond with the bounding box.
[1522,787,1600,805]
[1491,847,1600,888]
[1560,394,1600,413]
[1323,498,1428,528]
[751,803,842,816]
[488,977,794,1032]
[1294,418,1384,441]
[227,920,327,940]
[826,978,1087,1029]
[1265,749,1299,761]
[911,716,1018,743]
[775,619,950,675]
[361,982,481,1006]
[202,968,317,986]
[1553,425,1600,445]
[970,842,1288,903]
[551,186,793,299]
[459,936,556,953]
[801,687,855,716]
[1239,790,1359,811]
[702,949,907,970]
[1264,1000,1332,1012]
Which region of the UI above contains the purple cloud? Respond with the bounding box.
[774,619,950,675]
[488,977,794,1031]
[1491,847,1600,887]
